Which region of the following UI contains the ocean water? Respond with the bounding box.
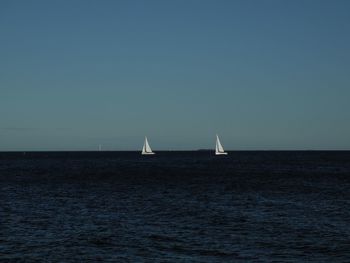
[0,151,349,262]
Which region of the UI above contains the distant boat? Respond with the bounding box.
[142,137,155,155]
[215,134,228,155]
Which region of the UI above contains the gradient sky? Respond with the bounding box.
[1,0,349,150]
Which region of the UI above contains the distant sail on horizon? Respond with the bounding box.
[142,137,155,155]
[215,134,228,155]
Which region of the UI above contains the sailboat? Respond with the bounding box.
[215,134,228,155]
[142,136,155,155]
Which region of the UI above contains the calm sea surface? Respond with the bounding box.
[1,151,349,262]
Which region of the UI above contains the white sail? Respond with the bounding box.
[215,135,227,155]
[142,137,155,155]
[145,137,152,153]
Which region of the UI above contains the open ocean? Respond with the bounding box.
[0,151,349,262]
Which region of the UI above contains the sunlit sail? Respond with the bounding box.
[215,134,228,155]
[142,137,155,155]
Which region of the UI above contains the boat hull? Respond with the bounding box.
[215,152,228,155]
[142,152,155,155]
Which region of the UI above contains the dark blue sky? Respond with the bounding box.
[1,0,349,150]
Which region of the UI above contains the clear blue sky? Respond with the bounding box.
[1,0,349,150]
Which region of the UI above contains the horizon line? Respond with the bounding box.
[0,149,349,152]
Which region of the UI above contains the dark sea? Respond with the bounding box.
[0,151,349,262]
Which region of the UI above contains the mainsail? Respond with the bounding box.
[142,137,155,155]
[215,135,227,155]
